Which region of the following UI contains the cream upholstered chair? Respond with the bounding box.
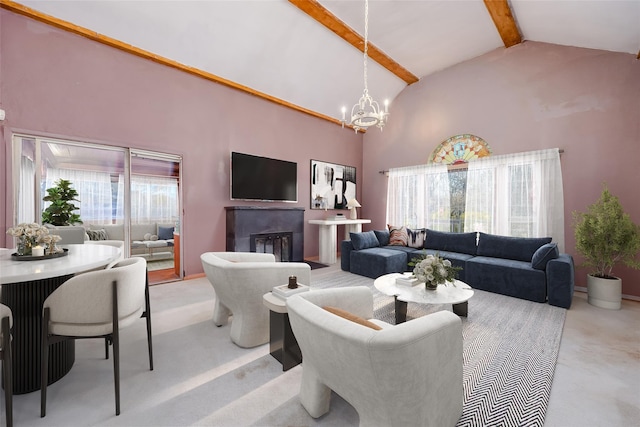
[286,286,464,427]
[40,257,153,417]
[0,304,13,427]
[200,252,311,348]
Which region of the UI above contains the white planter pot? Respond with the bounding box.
[587,274,622,310]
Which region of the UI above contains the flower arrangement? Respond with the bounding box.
[6,222,62,256]
[410,252,462,290]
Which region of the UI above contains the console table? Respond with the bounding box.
[308,219,371,264]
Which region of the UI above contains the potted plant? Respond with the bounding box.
[573,186,640,309]
[42,178,83,226]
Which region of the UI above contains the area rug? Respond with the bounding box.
[311,270,567,427]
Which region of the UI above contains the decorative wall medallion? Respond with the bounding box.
[429,134,491,165]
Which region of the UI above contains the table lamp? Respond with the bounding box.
[346,198,361,219]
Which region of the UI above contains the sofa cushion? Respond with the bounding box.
[531,243,559,270]
[424,230,477,255]
[465,256,547,303]
[90,224,124,241]
[373,229,390,246]
[86,229,108,241]
[407,228,427,249]
[477,233,552,262]
[350,248,407,279]
[388,225,408,246]
[350,231,380,250]
[323,306,382,330]
[158,225,175,240]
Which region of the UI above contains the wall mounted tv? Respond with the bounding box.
[231,152,298,202]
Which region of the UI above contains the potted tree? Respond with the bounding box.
[573,186,640,309]
[42,178,83,226]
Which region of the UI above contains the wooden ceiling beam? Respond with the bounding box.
[288,0,418,85]
[483,0,522,48]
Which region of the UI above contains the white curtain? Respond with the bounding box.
[18,156,36,223]
[386,163,450,230]
[45,168,113,225]
[464,148,565,251]
[128,175,179,224]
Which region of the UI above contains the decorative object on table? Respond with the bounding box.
[409,252,462,290]
[40,234,63,255]
[339,0,390,133]
[573,185,640,309]
[6,223,50,256]
[288,276,298,289]
[346,198,361,219]
[310,160,356,210]
[42,178,83,226]
[395,273,421,287]
[273,283,309,300]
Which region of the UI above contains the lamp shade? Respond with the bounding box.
[346,199,361,209]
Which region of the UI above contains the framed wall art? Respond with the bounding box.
[310,160,356,210]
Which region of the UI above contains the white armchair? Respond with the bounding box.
[200,252,311,348]
[286,286,463,427]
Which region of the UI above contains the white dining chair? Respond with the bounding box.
[40,257,152,417]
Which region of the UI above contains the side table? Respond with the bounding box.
[262,292,302,371]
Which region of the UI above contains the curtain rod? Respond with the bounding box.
[378,148,565,175]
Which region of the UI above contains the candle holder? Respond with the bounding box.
[288,276,298,289]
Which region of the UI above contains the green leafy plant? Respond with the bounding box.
[573,186,640,279]
[42,178,83,226]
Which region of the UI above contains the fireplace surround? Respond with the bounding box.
[225,206,304,262]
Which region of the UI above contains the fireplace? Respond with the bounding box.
[225,206,304,262]
[250,232,293,262]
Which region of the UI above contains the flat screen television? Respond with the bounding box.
[231,152,298,202]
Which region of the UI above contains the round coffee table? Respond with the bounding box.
[374,273,474,324]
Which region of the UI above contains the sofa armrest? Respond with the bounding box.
[546,254,575,308]
[341,240,354,272]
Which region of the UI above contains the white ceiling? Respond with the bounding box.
[15,0,640,124]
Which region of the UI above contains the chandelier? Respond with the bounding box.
[341,0,389,133]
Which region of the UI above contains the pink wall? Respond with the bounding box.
[0,10,363,276]
[362,41,640,298]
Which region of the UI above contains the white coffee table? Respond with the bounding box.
[374,273,474,323]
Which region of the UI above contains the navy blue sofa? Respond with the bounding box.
[340,229,574,309]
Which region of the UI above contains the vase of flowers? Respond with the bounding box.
[7,223,51,256]
[410,253,462,290]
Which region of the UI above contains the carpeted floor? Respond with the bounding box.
[8,268,566,426]
[310,270,567,427]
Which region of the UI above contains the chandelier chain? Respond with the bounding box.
[363,0,369,95]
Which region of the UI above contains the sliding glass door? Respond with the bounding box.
[12,134,183,282]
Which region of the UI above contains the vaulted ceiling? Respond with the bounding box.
[3,0,639,128]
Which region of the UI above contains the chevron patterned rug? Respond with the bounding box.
[311,270,567,427]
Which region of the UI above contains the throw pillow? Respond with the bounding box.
[323,306,382,331]
[86,229,108,241]
[350,231,380,250]
[150,234,159,241]
[531,243,559,270]
[144,233,152,241]
[407,228,427,249]
[373,229,390,246]
[158,225,175,241]
[387,225,408,246]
